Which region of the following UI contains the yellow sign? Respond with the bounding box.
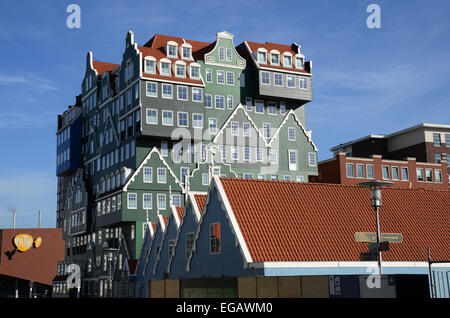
[13,234,43,252]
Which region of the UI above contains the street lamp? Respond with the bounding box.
[357,180,393,276]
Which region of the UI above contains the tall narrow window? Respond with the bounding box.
[288,150,297,171]
[210,223,221,254]
[346,163,354,178]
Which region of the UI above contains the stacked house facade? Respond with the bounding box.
[54,31,318,297]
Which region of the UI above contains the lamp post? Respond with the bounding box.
[357,180,393,276]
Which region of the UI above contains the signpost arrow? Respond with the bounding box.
[355,232,403,243]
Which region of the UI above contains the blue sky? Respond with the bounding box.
[0,0,449,228]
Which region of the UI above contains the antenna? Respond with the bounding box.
[9,208,16,229]
[38,210,41,228]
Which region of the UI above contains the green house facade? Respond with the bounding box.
[54,30,318,297]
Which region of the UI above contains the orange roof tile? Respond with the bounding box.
[92,60,119,78]
[194,194,207,214]
[246,41,309,74]
[219,178,450,263]
[176,206,185,221]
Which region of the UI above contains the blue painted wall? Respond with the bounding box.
[143,224,164,282]
[168,202,198,279]
[135,227,154,297]
[154,215,179,279]
[185,186,262,278]
[57,115,82,176]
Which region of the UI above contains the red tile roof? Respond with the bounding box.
[92,60,119,78]
[246,41,309,74]
[219,178,450,263]
[176,206,185,221]
[194,194,207,214]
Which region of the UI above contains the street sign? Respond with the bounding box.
[360,252,378,261]
[354,232,403,243]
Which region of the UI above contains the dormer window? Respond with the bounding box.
[159,59,171,76]
[144,56,156,74]
[270,50,280,65]
[181,44,192,60]
[190,64,200,79]
[296,56,304,70]
[283,54,292,67]
[175,63,186,77]
[167,41,178,58]
[257,50,267,64]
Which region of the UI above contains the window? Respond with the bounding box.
[274,73,283,86]
[193,113,203,128]
[346,163,354,178]
[392,167,400,180]
[160,62,171,76]
[435,169,442,183]
[288,150,297,170]
[210,223,221,254]
[256,148,263,162]
[226,48,232,62]
[186,233,194,259]
[161,141,168,157]
[145,59,155,73]
[167,45,177,58]
[217,70,225,84]
[244,147,251,161]
[127,193,137,209]
[231,146,239,160]
[172,194,181,207]
[287,75,295,88]
[219,47,225,61]
[435,153,442,164]
[202,173,209,186]
[433,133,441,147]
[356,164,365,178]
[226,72,234,85]
[271,53,279,65]
[143,167,152,183]
[257,51,266,64]
[177,112,188,127]
[271,175,279,180]
[180,167,189,185]
[415,168,424,182]
[162,84,173,99]
[425,168,433,182]
[367,164,374,179]
[299,77,308,89]
[284,176,291,181]
[190,66,200,79]
[192,88,203,102]
[177,86,188,100]
[245,97,252,111]
[175,64,186,77]
[261,71,270,85]
[308,153,317,167]
[215,95,225,109]
[182,47,192,59]
[296,57,304,69]
[239,73,245,87]
[445,134,450,147]
[243,122,251,137]
[382,166,390,180]
[162,110,173,126]
[269,149,277,164]
[157,194,166,210]
[263,123,271,138]
[205,69,212,83]
[268,103,277,115]
[227,95,233,109]
[157,168,167,184]
[143,193,152,209]
[401,167,409,181]
[288,127,296,141]
[283,55,292,67]
[297,176,304,182]
[255,100,264,114]
[209,118,217,134]
[231,121,239,136]
[203,94,212,108]
[146,108,158,125]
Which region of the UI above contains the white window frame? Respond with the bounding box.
[192,87,203,102]
[177,85,188,101]
[127,193,137,209]
[157,167,167,184]
[162,83,173,99]
[192,113,203,129]
[177,112,189,127]
[146,81,157,97]
[143,193,152,210]
[288,149,297,171]
[260,71,270,85]
[146,108,158,125]
[143,167,153,183]
[157,194,166,210]
[162,110,174,126]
